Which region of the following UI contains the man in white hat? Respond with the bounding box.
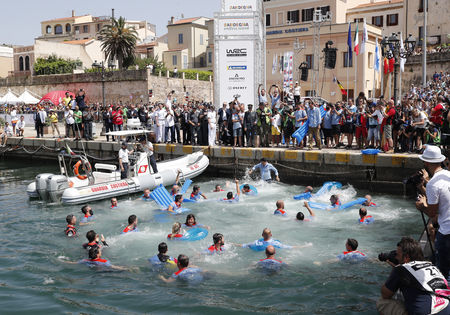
[415,145,450,279]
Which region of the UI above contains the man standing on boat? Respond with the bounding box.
[119,142,134,179]
[139,137,158,174]
[248,158,280,182]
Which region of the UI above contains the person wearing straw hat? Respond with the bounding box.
[415,145,450,279]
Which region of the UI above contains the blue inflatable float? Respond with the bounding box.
[293,181,342,200]
[307,197,368,211]
[361,149,381,155]
[292,105,327,143]
[180,228,208,241]
[240,184,258,196]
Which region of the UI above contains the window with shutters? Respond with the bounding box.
[302,8,314,22]
[287,10,299,23]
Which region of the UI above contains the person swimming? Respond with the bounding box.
[122,215,139,234]
[167,222,185,239]
[297,201,316,221]
[78,247,128,270]
[82,230,108,251]
[242,228,293,250]
[337,238,367,263]
[213,184,225,192]
[330,194,341,208]
[205,233,225,254]
[274,200,287,216]
[141,188,152,201]
[221,179,240,202]
[80,205,94,224]
[190,185,207,201]
[256,245,286,272]
[110,198,118,208]
[182,214,209,229]
[65,214,77,237]
[358,208,374,224]
[362,194,376,206]
[149,242,178,269]
[159,254,203,283]
[167,194,183,213]
[170,170,182,196]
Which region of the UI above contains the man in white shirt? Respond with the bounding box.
[64,107,75,138]
[139,138,158,173]
[294,82,301,105]
[155,103,166,143]
[16,116,26,136]
[10,106,18,135]
[119,142,134,179]
[416,145,450,279]
[207,105,217,146]
[165,105,175,143]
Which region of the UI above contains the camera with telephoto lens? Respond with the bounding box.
[404,170,424,187]
[378,250,399,265]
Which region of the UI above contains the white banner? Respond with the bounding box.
[223,0,257,12]
[217,18,255,36]
[218,40,255,106]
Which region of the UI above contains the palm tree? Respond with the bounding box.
[100,17,138,70]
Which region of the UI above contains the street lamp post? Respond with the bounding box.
[92,60,106,106]
[380,33,416,104]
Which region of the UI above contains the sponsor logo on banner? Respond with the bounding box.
[229,5,252,10]
[223,22,250,31]
[227,65,247,70]
[226,48,247,57]
[229,73,245,82]
[223,0,257,12]
[218,18,254,36]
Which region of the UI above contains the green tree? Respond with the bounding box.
[99,17,138,70]
[33,55,82,75]
[133,56,167,73]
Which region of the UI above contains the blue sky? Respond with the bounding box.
[0,0,220,46]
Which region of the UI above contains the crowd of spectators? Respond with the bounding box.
[1,72,449,152]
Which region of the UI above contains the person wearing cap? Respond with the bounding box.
[415,145,450,279]
[119,142,134,179]
[248,158,280,182]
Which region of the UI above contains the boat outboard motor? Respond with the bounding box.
[46,175,69,203]
[35,173,53,200]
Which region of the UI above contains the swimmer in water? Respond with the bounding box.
[82,230,108,251]
[141,188,152,201]
[358,207,374,224]
[122,215,139,234]
[242,228,309,250]
[159,254,203,283]
[182,214,210,229]
[205,233,225,254]
[190,185,207,201]
[274,200,287,216]
[80,205,94,224]
[337,238,367,262]
[330,194,341,208]
[65,214,77,237]
[362,194,376,206]
[167,222,185,239]
[77,247,129,270]
[222,179,240,201]
[298,201,316,221]
[110,198,118,208]
[256,245,286,271]
[170,170,182,196]
[149,242,178,268]
[167,194,183,213]
[213,184,225,192]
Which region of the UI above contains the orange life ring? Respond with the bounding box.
[73,160,91,180]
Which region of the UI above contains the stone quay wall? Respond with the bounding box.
[0,69,213,104]
[402,52,450,88]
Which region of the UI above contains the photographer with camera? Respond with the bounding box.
[377,237,450,315]
[415,145,450,280]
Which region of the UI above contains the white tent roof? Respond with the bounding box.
[0,89,20,105]
[18,90,40,104]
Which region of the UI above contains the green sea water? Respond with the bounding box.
[0,159,423,314]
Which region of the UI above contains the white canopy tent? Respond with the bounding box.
[18,90,40,104]
[0,89,21,105]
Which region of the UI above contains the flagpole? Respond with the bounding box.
[346,53,349,101]
[354,52,358,99]
[373,61,376,98]
[389,72,392,100]
[381,63,384,97]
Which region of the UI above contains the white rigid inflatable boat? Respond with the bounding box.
[26,150,209,205]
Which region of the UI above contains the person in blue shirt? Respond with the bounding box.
[330,103,343,147]
[306,100,322,150]
[78,247,128,270]
[248,158,280,182]
[242,228,293,250]
[80,205,94,224]
[190,185,207,201]
[256,245,286,272]
[221,179,240,202]
[159,254,203,283]
[294,103,308,149]
[322,105,333,148]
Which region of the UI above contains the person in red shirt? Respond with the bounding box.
[112,105,124,131]
[383,100,396,152]
[430,97,445,127]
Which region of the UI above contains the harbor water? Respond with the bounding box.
[0,159,423,314]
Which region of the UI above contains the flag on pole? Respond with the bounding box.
[399,33,406,72]
[347,22,352,61]
[360,19,368,54]
[374,38,380,72]
[334,77,347,95]
[354,22,360,56]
